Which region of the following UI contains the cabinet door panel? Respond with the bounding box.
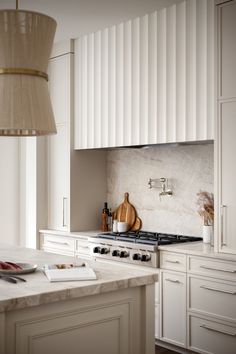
[219,0,236,99]
[49,55,71,125]
[160,270,186,347]
[48,124,69,230]
[220,100,236,253]
[8,301,131,354]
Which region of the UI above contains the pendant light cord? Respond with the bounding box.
[16,0,18,10]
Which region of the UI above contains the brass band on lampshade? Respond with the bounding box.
[0,68,48,81]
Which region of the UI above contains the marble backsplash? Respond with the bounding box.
[107,143,214,237]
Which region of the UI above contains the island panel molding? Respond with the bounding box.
[74,0,214,149]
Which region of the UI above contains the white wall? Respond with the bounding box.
[107,143,214,236]
[0,138,19,245]
[19,138,37,249]
[0,0,184,43]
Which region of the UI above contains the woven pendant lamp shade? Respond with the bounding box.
[0,10,57,136]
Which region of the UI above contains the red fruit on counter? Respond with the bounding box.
[5,262,22,270]
[0,261,12,269]
[0,261,22,270]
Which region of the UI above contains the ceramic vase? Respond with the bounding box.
[202,225,213,244]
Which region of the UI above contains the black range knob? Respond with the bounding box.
[141,254,151,262]
[100,247,109,254]
[93,246,101,253]
[133,253,141,261]
[112,250,120,257]
[120,251,129,258]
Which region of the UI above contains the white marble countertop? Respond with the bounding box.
[158,242,236,262]
[39,229,99,239]
[0,243,158,313]
[40,230,236,262]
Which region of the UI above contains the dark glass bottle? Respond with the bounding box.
[107,208,113,231]
[101,202,109,231]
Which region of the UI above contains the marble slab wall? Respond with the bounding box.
[107,143,214,237]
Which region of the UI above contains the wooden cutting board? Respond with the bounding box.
[130,216,142,232]
[115,192,136,230]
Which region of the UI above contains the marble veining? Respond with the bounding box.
[107,143,213,236]
[0,244,158,313]
[158,242,236,262]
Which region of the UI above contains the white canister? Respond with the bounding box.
[113,220,118,233]
[202,225,213,244]
[117,221,128,233]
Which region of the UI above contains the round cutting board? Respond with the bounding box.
[115,192,136,230]
[130,217,142,232]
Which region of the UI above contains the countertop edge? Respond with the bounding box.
[158,242,236,262]
[0,272,158,313]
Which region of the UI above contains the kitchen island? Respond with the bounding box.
[0,243,158,354]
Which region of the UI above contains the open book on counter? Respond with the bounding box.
[42,262,97,282]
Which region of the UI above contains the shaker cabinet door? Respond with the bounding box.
[218,0,236,99]
[49,54,71,125]
[160,270,187,347]
[216,1,236,255]
[48,123,70,230]
[47,44,72,231]
[219,100,236,254]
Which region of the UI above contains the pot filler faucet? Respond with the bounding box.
[148,177,173,200]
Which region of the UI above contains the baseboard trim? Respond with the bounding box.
[155,339,196,354]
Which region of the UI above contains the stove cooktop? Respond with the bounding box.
[97,231,202,246]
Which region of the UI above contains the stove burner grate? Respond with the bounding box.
[97,231,202,245]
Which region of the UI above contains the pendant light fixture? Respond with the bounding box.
[0,0,57,136]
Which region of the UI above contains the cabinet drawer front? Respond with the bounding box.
[188,256,236,281]
[160,252,186,272]
[189,315,236,354]
[76,240,91,256]
[43,235,75,254]
[189,276,236,322]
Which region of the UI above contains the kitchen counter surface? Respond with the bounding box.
[158,241,236,262]
[39,229,99,239]
[0,243,158,313]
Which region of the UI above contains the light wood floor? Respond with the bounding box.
[155,345,179,354]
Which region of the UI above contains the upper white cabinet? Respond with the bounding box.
[216,0,236,255]
[218,0,236,99]
[74,0,214,149]
[49,53,72,125]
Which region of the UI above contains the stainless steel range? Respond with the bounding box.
[89,231,202,268]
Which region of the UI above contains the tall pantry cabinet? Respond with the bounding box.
[48,41,71,230]
[215,0,236,254]
[47,40,107,232]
